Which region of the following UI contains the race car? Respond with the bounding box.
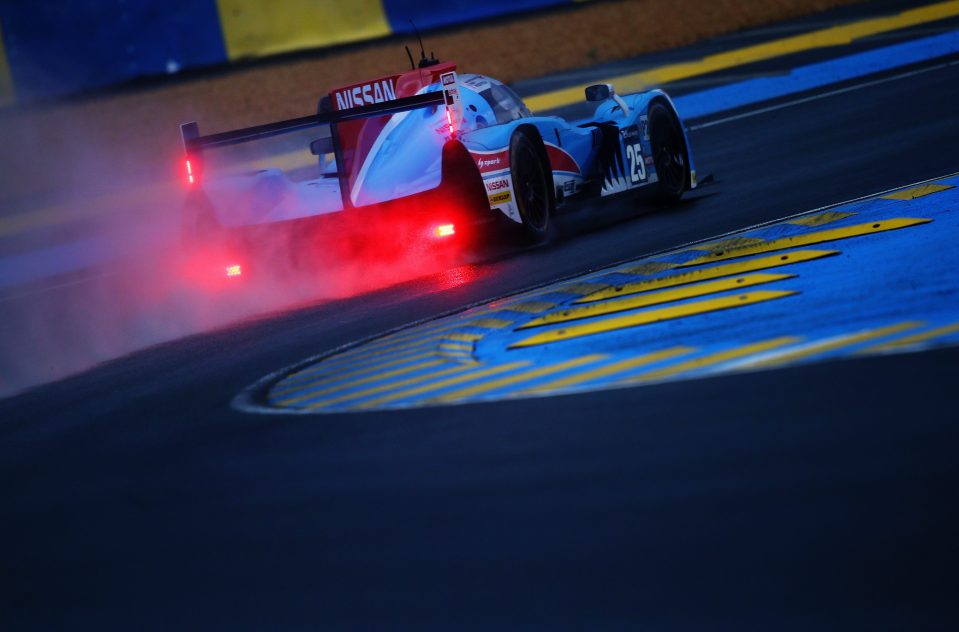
[179,57,698,277]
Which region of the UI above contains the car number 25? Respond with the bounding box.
[626,142,647,184]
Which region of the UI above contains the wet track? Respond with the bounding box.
[4,10,959,629]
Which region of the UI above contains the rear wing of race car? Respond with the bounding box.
[179,90,447,210]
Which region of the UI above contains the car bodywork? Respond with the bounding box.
[179,61,698,263]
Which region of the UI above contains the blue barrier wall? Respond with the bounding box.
[0,1,226,103]
[384,0,569,32]
[0,0,572,105]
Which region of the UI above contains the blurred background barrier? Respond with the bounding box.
[0,0,572,106]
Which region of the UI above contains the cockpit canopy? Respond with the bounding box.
[458,74,532,130]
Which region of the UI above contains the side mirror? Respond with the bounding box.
[310,137,334,156]
[585,84,612,102]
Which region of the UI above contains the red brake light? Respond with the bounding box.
[225,264,242,277]
[186,159,195,185]
[433,223,455,238]
[446,109,454,135]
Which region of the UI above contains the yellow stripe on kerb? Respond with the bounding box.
[273,358,446,406]
[217,0,392,59]
[629,337,800,382]
[860,321,959,354]
[357,362,530,408]
[469,317,514,329]
[525,0,959,111]
[496,301,557,314]
[524,347,695,394]
[431,355,606,402]
[301,362,480,409]
[521,273,793,329]
[693,237,765,252]
[618,261,675,275]
[554,282,611,296]
[882,184,955,200]
[291,338,446,377]
[317,319,510,371]
[739,322,922,369]
[788,211,857,227]
[576,250,836,303]
[509,290,796,348]
[0,23,13,106]
[443,332,485,343]
[274,351,435,395]
[680,218,931,267]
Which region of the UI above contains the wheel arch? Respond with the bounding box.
[646,92,696,190]
[512,123,557,212]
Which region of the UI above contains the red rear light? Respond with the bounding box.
[186,159,195,185]
[225,264,242,277]
[433,223,455,238]
[445,109,454,135]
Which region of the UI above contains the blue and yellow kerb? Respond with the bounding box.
[240,177,959,414]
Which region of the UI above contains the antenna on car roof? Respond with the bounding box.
[404,45,415,70]
[409,20,439,68]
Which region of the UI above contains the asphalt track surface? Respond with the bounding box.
[4,15,959,632]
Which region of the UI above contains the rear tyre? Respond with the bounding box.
[648,102,688,204]
[509,130,552,242]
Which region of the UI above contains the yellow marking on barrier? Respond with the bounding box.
[629,337,800,382]
[859,321,959,354]
[301,362,480,409]
[679,218,931,267]
[274,351,435,395]
[216,0,392,59]
[495,300,557,314]
[525,1,959,111]
[882,184,955,200]
[788,211,857,227]
[576,250,836,303]
[520,273,794,329]
[523,347,695,394]
[509,290,796,349]
[0,23,14,106]
[273,357,447,406]
[740,322,922,369]
[356,362,530,408]
[431,355,606,403]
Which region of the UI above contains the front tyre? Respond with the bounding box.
[648,102,688,204]
[509,130,552,242]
